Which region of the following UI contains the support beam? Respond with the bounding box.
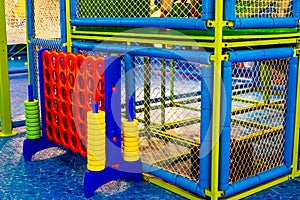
[0,0,17,137]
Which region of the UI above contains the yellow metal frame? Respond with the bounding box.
[0,0,17,137]
[207,0,225,199]
[143,173,204,200]
[65,0,72,51]
[224,38,299,48]
[224,32,300,40]
[71,34,215,48]
[73,30,216,41]
[292,45,300,177]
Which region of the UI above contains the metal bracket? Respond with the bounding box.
[205,188,224,198]
[210,54,229,62]
[207,20,234,28]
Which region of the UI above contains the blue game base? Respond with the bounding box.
[84,159,142,198]
[23,136,60,161]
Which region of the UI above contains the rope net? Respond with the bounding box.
[230,59,289,183]
[236,0,293,18]
[76,0,203,18]
[5,0,26,44]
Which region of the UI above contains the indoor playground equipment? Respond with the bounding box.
[22,0,300,199]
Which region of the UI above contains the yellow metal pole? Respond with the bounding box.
[0,0,17,137]
[65,0,72,51]
[210,0,224,198]
[292,47,300,177]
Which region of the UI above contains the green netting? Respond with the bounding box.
[77,0,151,18]
[236,0,293,18]
[76,0,202,18]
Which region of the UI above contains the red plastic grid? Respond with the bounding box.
[42,50,105,156]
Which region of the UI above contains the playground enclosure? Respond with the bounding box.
[1,0,296,199]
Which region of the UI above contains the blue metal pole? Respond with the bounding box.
[219,61,232,191]
[284,57,298,167]
[27,43,38,99]
[224,0,235,21]
[38,48,50,137]
[233,17,298,29]
[72,18,208,30]
[199,65,213,189]
[124,53,135,122]
[202,0,214,20]
[293,0,300,20]
[70,0,76,20]
[228,47,294,62]
[60,0,67,45]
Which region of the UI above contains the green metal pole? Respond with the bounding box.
[0,0,15,136]
[161,59,166,127]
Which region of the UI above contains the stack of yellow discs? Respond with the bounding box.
[87,111,106,171]
[24,100,41,139]
[123,120,139,162]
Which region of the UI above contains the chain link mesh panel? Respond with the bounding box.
[5,0,26,44]
[236,0,293,18]
[33,43,62,99]
[134,57,201,182]
[230,59,289,183]
[76,0,202,18]
[32,0,61,39]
